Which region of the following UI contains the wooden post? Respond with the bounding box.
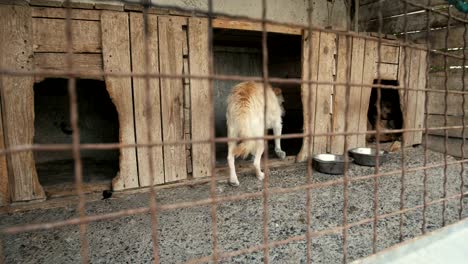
[0,95,9,206]
[0,4,45,202]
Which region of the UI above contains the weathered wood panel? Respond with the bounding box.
[101,11,139,190]
[313,32,335,153]
[158,16,188,182]
[426,135,468,158]
[33,53,103,81]
[427,115,468,138]
[430,49,467,70]
[0,5,45,202]
[427,91,468,116]
[129,13,165,186]
[348,37,366,149]
[31,6,100,20]
[331,35,351,154]
[413,49,427,143]
[359,39,377,147]
[296,31,320,162]
[378,44,399,64]
[0,95,9,206]
[32,18,101,53]
[188,17,211,178]
[376,63,399,80]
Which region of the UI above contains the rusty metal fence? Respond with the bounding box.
[0,0,467,263]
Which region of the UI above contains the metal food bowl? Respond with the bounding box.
[312,154,351,175]
[348,147,388,167]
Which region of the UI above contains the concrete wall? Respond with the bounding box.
[129,0,349,30]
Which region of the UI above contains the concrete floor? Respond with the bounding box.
[1,146,467,263]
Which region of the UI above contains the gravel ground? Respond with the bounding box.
[1,146,467,263]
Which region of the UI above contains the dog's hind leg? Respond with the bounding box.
[253,140,265,181]
[227,141,240,186]
[273,121,286,159]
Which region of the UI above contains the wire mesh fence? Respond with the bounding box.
[0,0,467,263]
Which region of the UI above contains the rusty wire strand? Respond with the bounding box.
[422,0,432,235]
[442,3,451,227]
[305,0,314,262]
[141,1,161,262]
[460,12,467,220]
[64,1,89,263]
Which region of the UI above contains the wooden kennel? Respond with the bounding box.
[0,3,426,204]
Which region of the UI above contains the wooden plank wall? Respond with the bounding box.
[359,0,465,155]
[0,4,45,202]
[0,95,9,206]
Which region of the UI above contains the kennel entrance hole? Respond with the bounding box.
[367,80,403,143]
[212,29,303,165]
[34,78,119,192]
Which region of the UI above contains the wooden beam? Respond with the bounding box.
[33,53,104,82]
[212,18,302,35]
[101,11,139,190]
[32,6,101,20]
[0,4,45,202]
[188,17,212,178]
[427,115,468,138]
[129,13,165,186]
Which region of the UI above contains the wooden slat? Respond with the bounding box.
[158,16,188,182]
[0,95,9,206]
[359,39,377,147]
[427,91,468,115]
[101,11,139,190]
[427,115,468,138]
[212,18,302,35]
[296,31,320,162]
[31,6,100,20]
[413,49,427,144]
[30,0,64,7]
[313,32,335,153]
[0,5,45,202]
[188,17,211,178]
[429,71,468,91]
[32,18,101,53]
[331,35,351,154]
[348,37,366,149]
[33,53,103,81]
[129,13,165,186]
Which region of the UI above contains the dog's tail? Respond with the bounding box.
[232,140,256,159]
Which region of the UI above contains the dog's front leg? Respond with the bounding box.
[273,122,286,159]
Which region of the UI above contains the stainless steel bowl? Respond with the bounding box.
[348,147,388,167]
[312,154,351,175]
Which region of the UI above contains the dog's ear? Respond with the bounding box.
[273,87,282,96]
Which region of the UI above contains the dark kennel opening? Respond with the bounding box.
[212,29,303,165]
[367,80,403,143]
[34,78,119,190]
